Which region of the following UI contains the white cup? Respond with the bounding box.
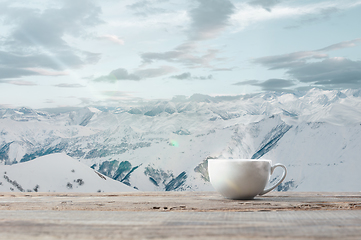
[208,159,287,200]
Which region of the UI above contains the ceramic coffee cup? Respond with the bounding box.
[208,159,287,200]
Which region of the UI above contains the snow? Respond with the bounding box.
[0,153,136,192]
[88,107,101,113]
[1,88,361,192]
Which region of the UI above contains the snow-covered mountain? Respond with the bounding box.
[0,153,136,192]
[1,88,361,192]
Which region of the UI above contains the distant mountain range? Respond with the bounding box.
[1,88,361,192]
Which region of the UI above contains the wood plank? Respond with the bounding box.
[1,210,361,239]
[0,192,361,239]
[0,192,360,212]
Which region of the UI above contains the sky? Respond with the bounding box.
[0,0,361,109]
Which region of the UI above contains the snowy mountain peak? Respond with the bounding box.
[68,107,100,126]
[0,88,361,192]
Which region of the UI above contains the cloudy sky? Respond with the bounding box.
[1,0,361,108]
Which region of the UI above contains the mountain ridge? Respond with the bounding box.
[1,88,361,192]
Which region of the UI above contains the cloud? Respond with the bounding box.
[0,66,39,79]
[138,0,358,71]
[27,68,69,76]
[0,50,100,80]
[126,0,169,17]
[253,51,328,70]
[233,80,259,86]
[127,0,149,10]
[101,91,130,97]
[233,79,296,91]
[0,0,102,79]
[137,0,234,71]
[141,42,221,68]
[284,6,340,29]
[288,58,361,87]
[194,75,213,80]
[170,72,213,80]
[231,1,361,32]
[255,78,296,91]
[188,0,235,40]
[44,99,56,104]
[212,67,234,71]
[98,35,125,45]
[248,0,282,12]
[54,83,85,88]
[94,65,177,82]
[0,51,65,71]
[253,39,361,89]
[95,68,141,82]
[135,66,177,78]
[170,72,191,80]
[254,39,361,70]
[9,80,37,86]
[4,1,103,49]
[0,80,37,86]
[318,38,361,51]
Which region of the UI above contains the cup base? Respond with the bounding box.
[223,195,256,200]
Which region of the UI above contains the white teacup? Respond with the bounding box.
[208,159,287,200]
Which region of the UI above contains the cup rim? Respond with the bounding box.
[208,158,272,162]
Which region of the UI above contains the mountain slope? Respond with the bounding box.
[0,153,136,192]
[1,88,361,192]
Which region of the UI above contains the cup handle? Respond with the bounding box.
[259,163,287,195]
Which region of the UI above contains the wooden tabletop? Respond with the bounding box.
[0,192,361,239]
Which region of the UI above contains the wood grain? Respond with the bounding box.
[0,191,360,212]
[0,192,361,239]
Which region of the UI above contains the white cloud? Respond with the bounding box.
[54,83,85,88]
[99,35,125,45]
[231,0,361,32]
[8,80,37,86]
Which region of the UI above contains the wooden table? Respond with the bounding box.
[0,192,360,239]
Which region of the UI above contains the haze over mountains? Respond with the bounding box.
[1,88,361,192]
